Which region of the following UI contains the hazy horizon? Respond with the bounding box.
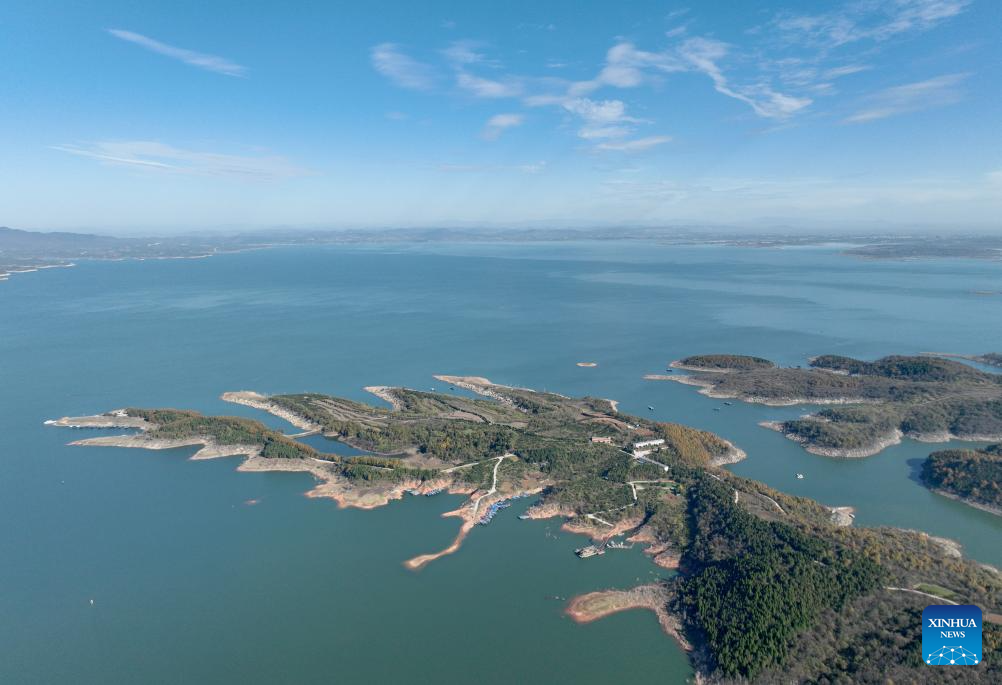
[8,220,1002,239]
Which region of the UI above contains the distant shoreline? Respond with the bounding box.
[5,229,1002,290]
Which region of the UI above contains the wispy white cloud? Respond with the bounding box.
[52,141,309,179]
[823,64,871,79]
[106,29,246,77]
[577,125,634,140]
[482,113,524,140]
[678,37,812,118]
[442,40,494,66]
[441,41,521,98]
[370,0,966,151]
[569,42,685,96]
[562,98,643,140]
[371,43,437,90]
[560,98,670,152]
[773,0,970,48]
[456,71,522,98]
[556,37,811,120]
[595,136,672,152]
[563,98,637,124]
[844,72,968,123]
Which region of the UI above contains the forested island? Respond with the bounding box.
[649,353,1002,457]
[50,376,1001,682]
[922,445,1002,516]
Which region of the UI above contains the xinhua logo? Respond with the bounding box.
[922,604,982,665]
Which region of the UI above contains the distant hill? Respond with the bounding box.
[0,226,222,275]
[0,226,140,255]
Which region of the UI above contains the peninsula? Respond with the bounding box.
[50,376,1002,682]
[649,353,1002,457]
[922,444,1002,516]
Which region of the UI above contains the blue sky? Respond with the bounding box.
[1,0,999,232]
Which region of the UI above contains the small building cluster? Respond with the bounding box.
[631,438,665,458]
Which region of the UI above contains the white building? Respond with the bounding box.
[632,438,665,449]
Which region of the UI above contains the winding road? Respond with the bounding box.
[470,454,512,518]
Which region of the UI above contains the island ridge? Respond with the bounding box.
[50,374,1002,682]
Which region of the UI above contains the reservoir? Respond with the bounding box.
[2,241,1000,683]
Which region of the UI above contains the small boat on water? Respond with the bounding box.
[648,405,654,411]
[723,401,733,406]
[575,545,605,558]
[796,473,805,480]
[606,539,634,550]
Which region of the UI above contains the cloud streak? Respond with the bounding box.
[368,1,968,150]
[52,141,309,179]
[482,113,524,140]
[596,136,672,152]
[678,38,813,118]
[106,29,246,77]
[457,71,522,98]
[844,73,968,123]
[774,0,970,48]
[371,43,437,90]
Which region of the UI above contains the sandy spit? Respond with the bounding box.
[363,386,403,411]
[46,412,150,430]
[565,584,692,651]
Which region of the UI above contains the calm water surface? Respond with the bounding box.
[2,242,1001,683]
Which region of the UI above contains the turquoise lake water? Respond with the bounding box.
[2,241,1001,683]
